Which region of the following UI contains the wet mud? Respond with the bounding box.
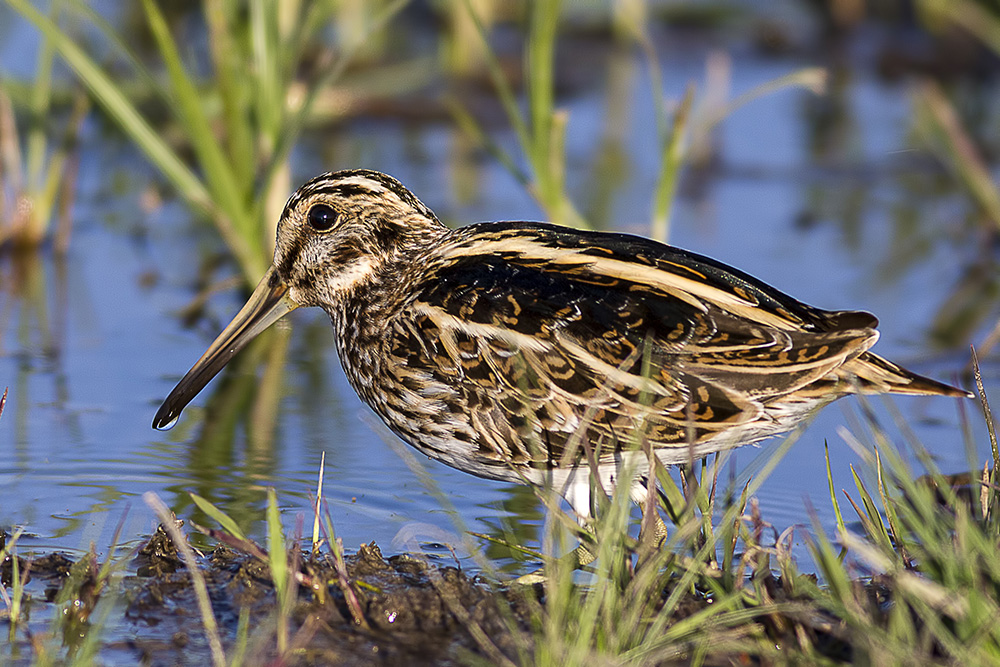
[2,524,533,665]
[0,521,950,666]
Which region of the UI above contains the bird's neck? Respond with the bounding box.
[325,228,448,389]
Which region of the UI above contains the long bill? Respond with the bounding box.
[152,267,299,430]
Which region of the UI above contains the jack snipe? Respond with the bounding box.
[153,169,969,518]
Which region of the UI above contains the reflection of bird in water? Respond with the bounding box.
[153,169,970,527]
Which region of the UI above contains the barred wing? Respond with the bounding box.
[379,223,878,472]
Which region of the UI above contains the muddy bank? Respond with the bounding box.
[131,526,537,665]
[2,522,864,666]
[3,524,535,665]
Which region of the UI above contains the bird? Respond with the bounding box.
[153,168,970,528]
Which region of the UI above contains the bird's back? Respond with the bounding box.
[330,221,965,482]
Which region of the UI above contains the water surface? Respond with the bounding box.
[0,12,993,574]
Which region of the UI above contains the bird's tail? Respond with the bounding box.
[840,352,971,398]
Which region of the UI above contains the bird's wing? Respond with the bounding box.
[384,224,877,469]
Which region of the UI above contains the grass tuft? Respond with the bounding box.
[0,0,85,251]
[144,491,226,667]
[5,0,408,283]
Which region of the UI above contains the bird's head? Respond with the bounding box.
[152,169,444,430]
[272,169,445,308]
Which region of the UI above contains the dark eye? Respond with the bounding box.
[307,204,339,232]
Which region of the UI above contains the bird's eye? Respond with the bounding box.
[307,204,339,232]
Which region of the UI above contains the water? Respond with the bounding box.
[0,13,995,575]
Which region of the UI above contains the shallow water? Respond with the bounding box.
[0,10,995,580]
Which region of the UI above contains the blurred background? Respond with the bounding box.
[0,0,997,575]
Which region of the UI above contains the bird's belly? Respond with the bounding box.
[368,389,834,491]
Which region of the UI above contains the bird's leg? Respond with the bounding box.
[632,481,668,548]
[514,481,597,585]
[572,523,598,567]
[564,472,599,566]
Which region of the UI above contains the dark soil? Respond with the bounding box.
[0,519,962,666]
[52,523,534,665]
[4,520,851,667]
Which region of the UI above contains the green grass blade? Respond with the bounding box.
[706,67,827,134]
[204,0,255,187]
[849,464,893,552]
[144,492,226,667]
[825,440,846,534]
[805,530,857,617]
[35,93,87,241]
[190,493,248,541]
[5,0,215,215]
[251,0,282,142]
[140,0,256,254]
[0,528,24,620]
[229,607,250,667]
[922,0,1000,60]
[65,0,168,100]
[142,0,266,280]
[25,0,61,193]
[651,83,694,242]
[526,0,560,180]
[916,82,1000,231]
[875,449,906,559]
[266,487,289,653]
[458,0,530,153]
[263,0,409,190]
[312,451,324,550]
[972,346,1000,472]
[446,96,528,186]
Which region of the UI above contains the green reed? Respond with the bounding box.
[145,492,226,667]
[447,0,583,228]
[806,380,1000,663]
[449,1,826,245]
[914,0,1000,235]
[5,0,407,283]
[0,0,85,251]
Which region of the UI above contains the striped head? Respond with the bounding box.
[272,169,447,309]
[152,169,447,430]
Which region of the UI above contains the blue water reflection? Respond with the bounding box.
[0,20,992,576]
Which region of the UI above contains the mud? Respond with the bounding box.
[0,524,890,666]
[121,524,531,665]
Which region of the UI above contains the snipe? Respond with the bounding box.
[153,169,969,519]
